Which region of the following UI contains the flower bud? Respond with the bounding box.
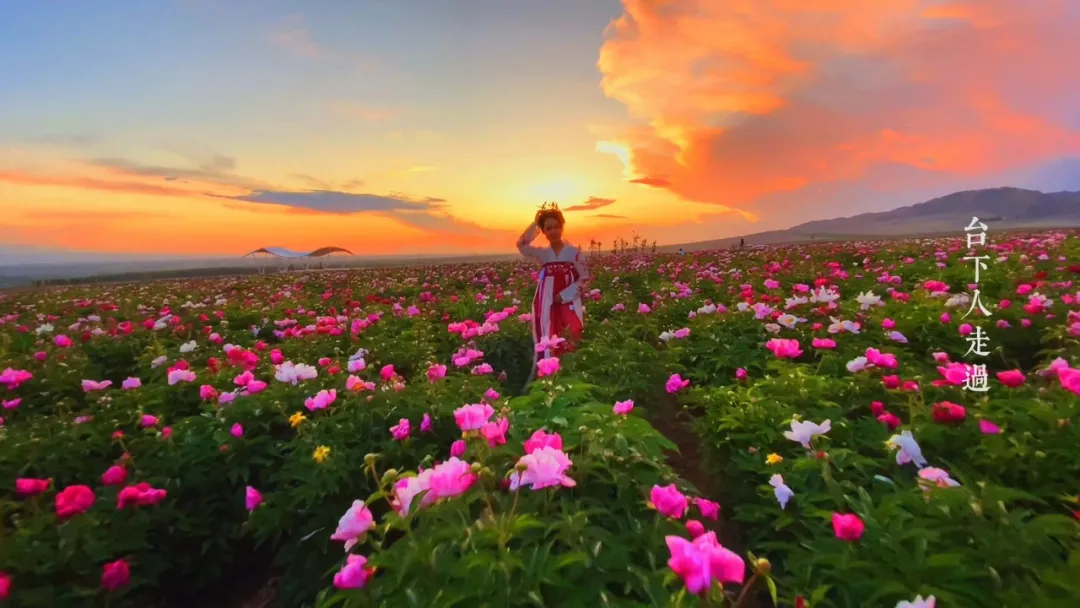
[470,462,484,473]
[363,453,380,467]
[754,558,771,574]
[380,469,398,484]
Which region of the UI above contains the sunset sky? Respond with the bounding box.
[3,0,1080,261]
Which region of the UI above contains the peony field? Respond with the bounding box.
[1,230,1079,607]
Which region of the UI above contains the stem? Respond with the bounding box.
[508,486,521,520]
[733,572,761,607]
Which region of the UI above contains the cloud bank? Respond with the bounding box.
[597,0,1080,227]
[564,196,616,212]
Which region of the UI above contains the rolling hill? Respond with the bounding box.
[672,187,1080,251]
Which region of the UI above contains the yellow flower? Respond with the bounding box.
[289,412,306,428]
[313,445,331,463]
[765,453,783,465]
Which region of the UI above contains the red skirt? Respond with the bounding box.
[532,261,584,358]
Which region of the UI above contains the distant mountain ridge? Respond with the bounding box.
[790,187,1080,233]
[670,187,1080,252]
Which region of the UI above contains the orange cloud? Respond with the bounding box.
[0,170,197,198]
[597,0,1080,225]
[268,15,328,58]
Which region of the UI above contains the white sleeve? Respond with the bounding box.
[516,223,544,262]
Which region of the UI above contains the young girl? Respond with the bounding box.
[516,203,590,364]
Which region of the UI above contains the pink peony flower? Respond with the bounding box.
[832,512,865,541]
[450,439,467,458]
[304,389,337,412]
[509,447,576,491]
[536,356,560,377]
[101,465,128,486]
[996,369,1025,387]
[116,483,167,509]
[245,486,263,511]
[979,419,1002,434]
[694,497,720,521]
[333,554,374,589]
[454,403,495,431]
[230,423,244,438]
[481,417,509,447]
[55,485,95,519]
[523,429,563,454]
[81,379,112,392]
[666,373,690,394]
[390,418,411,441]
[330,500,375,552]
[931,401,966,424]
[101,558,130,592]
[427,363,447,382]
[665,531,745,594]
[685,519,706,538]
[15,477,51,497]
[766,338,803,358]
[121,377,142,390]
[167,368,196,385]
[613,399,634,415]
[420,413,432,433]
[650,484,689,518]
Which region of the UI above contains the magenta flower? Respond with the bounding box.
[426,363,447,382]
[332,554,374,589]
[304,389,337,412]
[116,483,167,509]
[523,429,563,454]
[454,403,494,431]
[101,465,128,486]
[420,413,432,433]
[613,399,634,415]
[450,439,467,458]
[15,477,51,497]
[832,512,865,541]
[121,377,142,390]
[765,338,803,359]
[101,558,131,592]
[979,419,1001,434]
[650,484,689,518]
[390,418,411,441]
[536,356,560,377]
[330,500,375,552]
[81,379,112,392]
[996,369,1025,387]
[167,368,196,385]
[665,531,745,594]
[245,486,263,511]
[230,423,244,438]
[694,497,720,521]
[508,447,576,491]
[666,373,690,394]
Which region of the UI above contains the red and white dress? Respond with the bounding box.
[517,225,590,360]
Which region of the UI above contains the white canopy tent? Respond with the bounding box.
[241,246,354,272]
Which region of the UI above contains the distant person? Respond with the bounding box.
[516,202,590,368]
[678,248,686,255]
[740,238,745,248]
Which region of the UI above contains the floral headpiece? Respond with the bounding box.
[538,201,560,212]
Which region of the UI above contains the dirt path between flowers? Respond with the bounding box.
[648,397,763,607]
